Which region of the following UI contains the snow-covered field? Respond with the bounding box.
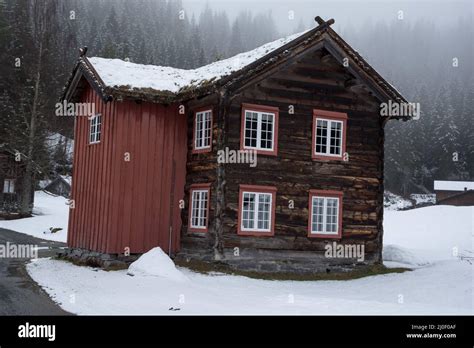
[0,191,69,243]
[21,193,473,315]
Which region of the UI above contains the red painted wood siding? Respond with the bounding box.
[67,85,187,255]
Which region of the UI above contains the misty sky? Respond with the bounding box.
[183,0,473,34]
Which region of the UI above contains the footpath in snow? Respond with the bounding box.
[23,196,473,315]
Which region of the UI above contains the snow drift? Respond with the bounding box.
[127,247,187,282]
[383,245,429,267]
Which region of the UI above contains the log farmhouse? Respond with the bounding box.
[61,17,410,273]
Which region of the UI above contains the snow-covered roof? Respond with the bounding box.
[60,175,72,186]
[88,30,306,94]
[62,16,408,106]
[434,181,474,191]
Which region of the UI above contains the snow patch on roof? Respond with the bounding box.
[59,175,72,186]
[88,30,308,94]
[434,181,474,191]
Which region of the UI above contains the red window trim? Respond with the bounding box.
[312,109,347,161]
[192,107,213,154]
[188,183,212,233]
[307,189,343,239]
[240,103,279,156]
[237,184,277,237]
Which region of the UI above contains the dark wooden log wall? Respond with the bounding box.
[180,94,219,256]
[180,48,385,268]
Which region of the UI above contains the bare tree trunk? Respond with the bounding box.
[20,39,42,215]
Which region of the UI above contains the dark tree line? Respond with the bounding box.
[0,0,472,211]
[342,17,473,194]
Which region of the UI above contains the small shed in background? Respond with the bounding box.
[434,180,474,206]
[44,175,71,198]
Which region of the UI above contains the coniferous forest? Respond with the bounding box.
[0,0,472,197]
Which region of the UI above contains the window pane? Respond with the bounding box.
[329,121,342,155]
[325,198,339,233]
[90,115,102,143]
[312,197,324,232]
[204,112,211,147]
[260,113,273,150]
[244,110,275,150]
[316,119,328,154]
[242,192,255,229]
[244,112,258,148]
[192,191,200,227]
[191,190,208,228]
[257,193,271,230]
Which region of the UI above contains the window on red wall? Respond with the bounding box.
[89,114,102,144]
[308,190,343,239]
[237,185,277,236]
[188,183,211,233]
[312,109,347,160]
[241,103,279,156]
[193,108,212,153]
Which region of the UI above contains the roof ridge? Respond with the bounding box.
[61,16,408,106]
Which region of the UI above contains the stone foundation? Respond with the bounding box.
[176,247,379,274]
[58,247,140,270]
[59,246,378,275]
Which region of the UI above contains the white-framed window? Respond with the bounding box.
[190,188,209,230]
[310,195,340,235]
[3,179,15,193]
[315,118,343,157]
[194,110,212,150]
[89,114,102,144]
[243,110,275,151]
[241,191,272,232]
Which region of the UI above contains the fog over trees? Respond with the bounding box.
[0,0,472,195]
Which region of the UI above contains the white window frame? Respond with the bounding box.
[190,189,209,230]
[3,179,15,193]
[243,109,275,152]
[310,195,340,235]
[240,191,273,232]
[314,118,344,157]
[194,110,212,150]
[89,114,102,144]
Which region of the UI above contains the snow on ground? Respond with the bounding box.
[384,205,473,263]
[0,191,68,243]
[89,30,307,94]
[26,204,473,315]
[27,256,471,315]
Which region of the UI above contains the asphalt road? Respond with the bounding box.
[0,227,70,315]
